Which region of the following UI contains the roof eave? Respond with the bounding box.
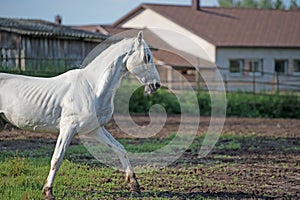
[0,26,107,41]
[112,4,147,27]
[217,45,300,49]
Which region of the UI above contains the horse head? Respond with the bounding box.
[124,31,161,95]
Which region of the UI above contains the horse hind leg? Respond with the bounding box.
[0,114,13,132]
[95,127,141,193]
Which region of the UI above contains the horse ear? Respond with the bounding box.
[136,31,143,45]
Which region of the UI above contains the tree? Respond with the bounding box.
[240,0,258,8]
[274,0,285,9]
[218,0,289,9]
[258,0,274,9]
[218,0,236,7]
[289,0,300,10]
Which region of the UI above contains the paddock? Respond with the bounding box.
[0,116,299,199]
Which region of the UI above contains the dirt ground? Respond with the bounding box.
[1,116,299,141]
[0,116,299,199]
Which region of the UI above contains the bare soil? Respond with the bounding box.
[1,116,299,141]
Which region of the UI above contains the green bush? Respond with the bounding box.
[226,92,300,118]
[117,85,300,118]
[123,86,181,114]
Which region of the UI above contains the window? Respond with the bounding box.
[294,60,300,76]
[229,59,243,75]
[275,60,288,75]
[249,59,263,76]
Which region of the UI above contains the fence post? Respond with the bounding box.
[252,71,256,94]
[196,57,201,92]
[252,71,257,113]
[276,72,279,94]
[223,74,228,93]
[195,69,201,92]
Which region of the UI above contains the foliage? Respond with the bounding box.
[226,92,300,118]
[117,85,300,118]
[115,85,181,114]
[0,66,65,77]
[218,0,291,9]
[218,0,237,7]
[290,0,300,10]
[258,0,274,9]
[240,0,258,8]
[274,0,285,9]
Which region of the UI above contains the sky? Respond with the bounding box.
[0,0,293,25]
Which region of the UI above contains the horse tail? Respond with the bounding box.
[0,75,5,131]
[0,115,5,132]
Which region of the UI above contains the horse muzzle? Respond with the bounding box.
[145,82,160,95]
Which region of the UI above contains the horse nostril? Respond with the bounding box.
[155,83,161,89]
[149,83,160,91]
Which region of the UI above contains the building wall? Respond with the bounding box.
[216,47,300,91]
[0,32,22,69]
[0,31,100,73]
[120,9,216,63]
[117,8,300,91]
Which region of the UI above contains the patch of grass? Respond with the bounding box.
[120,134,176,153]
[2,151,27,177]
[218,140,241,150]
[0,156,49,199]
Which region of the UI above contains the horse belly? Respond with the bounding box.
[4,104,61,133]
[1,92,62,133]
[0,74,66,132]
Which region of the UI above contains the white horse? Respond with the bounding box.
[0,31,160,199]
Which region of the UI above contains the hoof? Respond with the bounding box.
[42,186,55,200]
[130,182,141,194]
[125,172,141,194]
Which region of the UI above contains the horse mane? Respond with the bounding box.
[81,37,131,69]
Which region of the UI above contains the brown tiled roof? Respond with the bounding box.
[114,4,300,47]
[73,24,131,36]
[101,25,132,35]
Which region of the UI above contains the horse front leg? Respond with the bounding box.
[42,124,76,200]
[94,127,141,193]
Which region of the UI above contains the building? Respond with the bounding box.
[0,17,107,74]
[73,26,215,91]
[111,0,300,91]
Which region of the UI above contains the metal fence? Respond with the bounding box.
[219,67,300,94]
[159,66,300,94]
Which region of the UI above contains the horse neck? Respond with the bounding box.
[83,39,133,97]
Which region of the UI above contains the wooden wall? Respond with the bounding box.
[0,31,100,73]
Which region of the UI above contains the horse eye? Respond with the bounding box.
[144,54,151,63]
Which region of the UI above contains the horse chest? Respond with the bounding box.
[95,95,114,126]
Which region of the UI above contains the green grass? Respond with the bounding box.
[119,134,176,153]
[0,157,123,199]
